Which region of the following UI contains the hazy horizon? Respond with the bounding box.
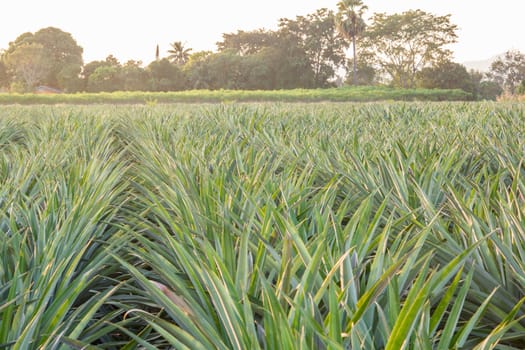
[2,0,524,65]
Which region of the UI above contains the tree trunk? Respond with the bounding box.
[352,36,357,85]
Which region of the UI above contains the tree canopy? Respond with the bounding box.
[487,50,525,93]
[279,8,347,88]
[3,27,83,91]
[217,30,277,56]
[0,5,517,98]
[3,43,50,91]
[360,10,458,88]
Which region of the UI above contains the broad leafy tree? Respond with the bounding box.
[83,55,122,92]
[361,10,458,88]
[5,27,83,90]
[272,35,314,88]
[121,60,149,91]
[335,0,367,85]
[87,65,123,92]
[85,57,149,92]
[417,61,473,91]
[479,81,503,100]
[204,50,244,89]
[3,43,51,91]
[217,9,345,89]
[147,58,186,91]
[418,62,503,100]
[487,50,525,93]
[217,30,277,55]
[216,29,313,89]
[279,8,346,87]
[33,27,83,88]
[184,51,213,89]
[57,63,84,92]
[240,48,279,89]
[82,60,109,89]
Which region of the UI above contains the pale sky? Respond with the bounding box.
[1,0,524,65]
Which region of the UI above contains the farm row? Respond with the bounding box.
[1,102,525,349]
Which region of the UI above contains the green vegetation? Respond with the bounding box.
[488,50,525,94]
[1,27,83,92]
[335,0,368,85]
[2,102,525,349]
[0,5,507,99]
[0,86,472,105]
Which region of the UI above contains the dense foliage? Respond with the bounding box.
[2,27,83,92]
[0,6,506,97]
[488,50,525,94]
[1,102,525,349]
[360,10,458,88]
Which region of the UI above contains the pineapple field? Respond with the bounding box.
[1,102,525,349]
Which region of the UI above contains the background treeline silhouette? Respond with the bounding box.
[0,2,520,100]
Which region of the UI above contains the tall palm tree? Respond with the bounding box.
[167,41,192,65]
[335,0,367,85]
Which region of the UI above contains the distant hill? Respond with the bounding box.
[462,54,504,72]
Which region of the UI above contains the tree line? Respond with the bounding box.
[0,0,521,99]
